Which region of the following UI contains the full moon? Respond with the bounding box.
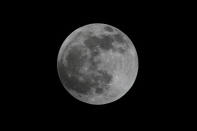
[57,23,138,105]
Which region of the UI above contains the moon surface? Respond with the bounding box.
[57,23,138,105]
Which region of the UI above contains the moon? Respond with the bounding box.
[57,23,138,105]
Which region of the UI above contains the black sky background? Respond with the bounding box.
[2,1,191,128]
